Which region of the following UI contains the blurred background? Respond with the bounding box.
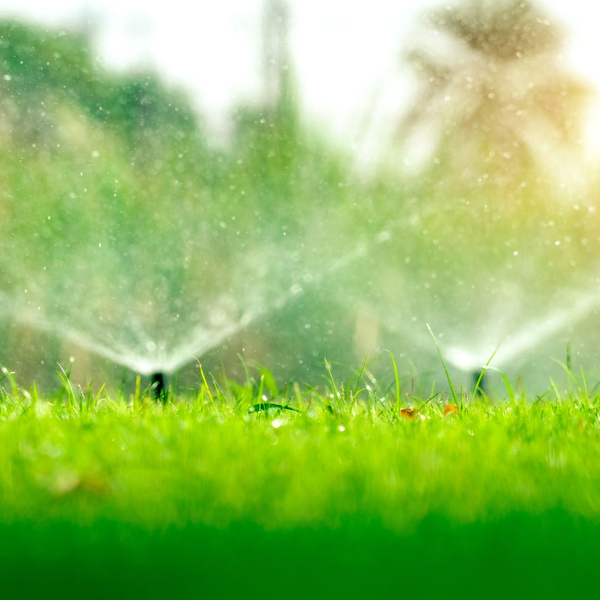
[2,0,600,393]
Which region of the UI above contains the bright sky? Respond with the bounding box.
[2,0,600,157]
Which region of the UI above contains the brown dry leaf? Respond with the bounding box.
[400,408,427,421]
[444,404,459,416]
[400,408,415,420]
[78,476,112,496]
[400,408,426,421]
[42,470,111,497]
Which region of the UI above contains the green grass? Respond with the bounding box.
[0,369,599,598]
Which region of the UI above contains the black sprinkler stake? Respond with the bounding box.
[150,372,166,400]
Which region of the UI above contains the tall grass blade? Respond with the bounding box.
[473,343,501,398]
[194,357,216,410]
[485,366,515,402]
[426,324,458,406]
[353,355,369,398]
[324,359,340,401]
[386,350,401,412]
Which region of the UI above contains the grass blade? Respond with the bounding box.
[473,343,501,398]
[386,350,401,412]
[426,324,458,406]
[353,355,369,398]
[485,366,515,402]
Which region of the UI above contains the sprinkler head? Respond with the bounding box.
[150,372,166,400]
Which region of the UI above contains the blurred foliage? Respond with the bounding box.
[0,21,202,150]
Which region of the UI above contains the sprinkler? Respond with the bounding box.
[150,372,166,400]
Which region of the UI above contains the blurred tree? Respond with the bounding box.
[349,0,600,371]
[0,21,204,161]
[262,0,294,117]
[398,0,593,188]
[232,0,299,204]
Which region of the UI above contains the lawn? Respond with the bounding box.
[0,367,599,598]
